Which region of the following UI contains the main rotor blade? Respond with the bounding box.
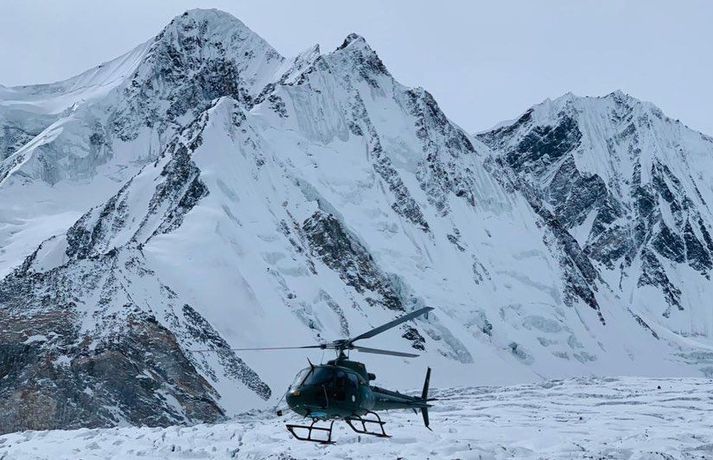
[353,345,420,358]
[191,345,324,353]
[349,307,433,344]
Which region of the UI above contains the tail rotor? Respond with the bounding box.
[420,367,432,430]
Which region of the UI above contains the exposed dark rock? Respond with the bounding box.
[148,144,209,238]
[547,157,611,229]
[401,326,426,351]
[684,220,712,273]
[335,33,390,86]
[447,232,466,252]
[0,266,224,435]
[406,88,477,214]
[181,305,271,399]
[628,309,659,339]
[638,249,682,314]
[1,126,38,160]
[302,210,403,311]
[652,224,685,264]
[504,115,582,176]
[110,10,281,141]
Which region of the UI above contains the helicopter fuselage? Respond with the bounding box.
[285,357,428,420]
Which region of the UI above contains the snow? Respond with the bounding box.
[1,377,711,459]
[21,335,47,344]
[482,89,713,349]
[0,175,129,278]
[569,209,596,246]
[2,7,713,445]
[0,40,151,115]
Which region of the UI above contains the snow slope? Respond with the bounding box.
[479,91,713,342]
[0,8,284,277]
[1,9,713,436]
[1,377,711,459]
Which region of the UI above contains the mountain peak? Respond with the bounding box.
[602,90,666,116]
[139,9,284,91]
[544,90,640,107]
[608,89,629,99]
[331,32,390,79]
[525,90,670,127]
[170,8,249,31]
[601,89,642,107]
[337,33,368,50]
[158,9,272,49]
[104,8,285,144]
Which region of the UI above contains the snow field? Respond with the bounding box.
[1,377,711,460]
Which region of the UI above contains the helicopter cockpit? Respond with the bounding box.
[290,366,360,402]
[291,367,333,388]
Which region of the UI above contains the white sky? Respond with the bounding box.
[1,0,712,134]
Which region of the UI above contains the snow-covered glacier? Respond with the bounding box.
[0,8,711,435]
[2,377,712,459]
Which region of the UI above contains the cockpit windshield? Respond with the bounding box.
[291,367,337,389]
[290,368,311,389]
[303,367,335,386]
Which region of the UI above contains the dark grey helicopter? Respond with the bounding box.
[206,307,435,444]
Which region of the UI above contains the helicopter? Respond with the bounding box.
[202,306,435,444]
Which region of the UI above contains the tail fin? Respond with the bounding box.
[420,367,431,430]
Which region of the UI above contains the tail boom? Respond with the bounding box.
[371,367,433,429]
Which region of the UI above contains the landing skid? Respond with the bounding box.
[345,411,391,438]
[285,411,391,443]
[286,419,335,444]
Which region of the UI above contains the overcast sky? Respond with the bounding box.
[1,1,712,134]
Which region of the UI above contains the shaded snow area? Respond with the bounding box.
[1,377,711,460]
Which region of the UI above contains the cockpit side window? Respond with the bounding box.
[347,373,359,389]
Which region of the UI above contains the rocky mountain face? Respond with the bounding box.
[479,92,713,338]
[1,9,712,434]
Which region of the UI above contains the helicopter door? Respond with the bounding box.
[347,373,359,403]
